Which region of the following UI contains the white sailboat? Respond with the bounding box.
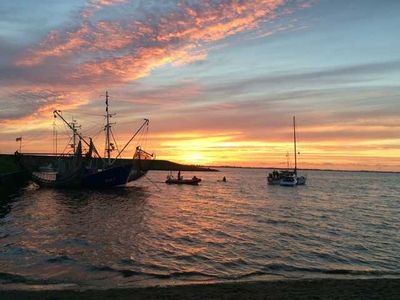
[268,116,307,186]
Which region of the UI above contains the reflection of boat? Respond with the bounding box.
[268,116,307,186]
[165,175,201,185]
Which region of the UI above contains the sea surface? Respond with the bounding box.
[1,169,400,290]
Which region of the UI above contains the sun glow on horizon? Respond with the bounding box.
[1,1,400,172]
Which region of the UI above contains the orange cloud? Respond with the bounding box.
[81,0,129,18]
[17,0,293,82]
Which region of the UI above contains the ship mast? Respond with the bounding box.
[104,91,115,166]
[53,110,102,160]
[293,115,297,175]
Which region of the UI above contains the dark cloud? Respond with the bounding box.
[0,89,69,121]
[203,60,400,96]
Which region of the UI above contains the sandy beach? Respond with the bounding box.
[2,278,400,300]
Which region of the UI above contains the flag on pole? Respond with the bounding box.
[16,137,22,142]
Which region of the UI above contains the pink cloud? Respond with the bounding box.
[18,0,298,84]
[5,0,312,127]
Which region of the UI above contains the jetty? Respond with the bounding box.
[0,153,217,194]
[1,153,216,172]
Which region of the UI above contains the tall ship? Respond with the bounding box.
[21,92,153,189]
[267,116,306,186]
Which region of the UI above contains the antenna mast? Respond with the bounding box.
[52,120,58,156]
[53,110,102,160]
[70,119,81,153]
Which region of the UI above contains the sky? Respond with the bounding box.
[0,0,399,171]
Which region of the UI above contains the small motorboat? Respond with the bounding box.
[165,175,201,185]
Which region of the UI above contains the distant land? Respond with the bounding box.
[0,154,217,175]
[208,165,400,174]
[1,154,399,176]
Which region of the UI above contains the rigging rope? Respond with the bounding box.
[110,129,120,153]
[144,175,162,191]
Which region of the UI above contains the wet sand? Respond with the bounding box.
[2,278,400,299]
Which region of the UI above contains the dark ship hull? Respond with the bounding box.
[82,161,147,189]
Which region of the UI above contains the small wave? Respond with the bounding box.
[46,255,75,264]
[88,262,400,283]
[0,272,29,284]
[324,269,400,276]
[89,266,117,273]
[167,271,218,279]
[0,272,61,285]
[218,271,267,280]
[89,265,167,278]
[88,265,218,280]
[119,269,147,278]
[261,263,400,277]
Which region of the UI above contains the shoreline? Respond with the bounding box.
[0,154,218,175]
[1,278,400,299]
[211,165,400,174]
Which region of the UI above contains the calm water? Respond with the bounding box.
[1,169,400,290]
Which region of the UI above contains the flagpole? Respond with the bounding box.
[16,137,22,153]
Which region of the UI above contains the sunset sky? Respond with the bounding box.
[1,0,399,171]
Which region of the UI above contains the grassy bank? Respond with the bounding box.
[1,278,400,299]
[0,156,21,174]
[0,154,217,174]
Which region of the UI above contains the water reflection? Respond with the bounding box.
[1,170,400,289]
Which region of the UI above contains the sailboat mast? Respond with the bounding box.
[293,115,297,175]
[105,91,111,165]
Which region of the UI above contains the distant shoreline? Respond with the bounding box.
[209,165,400,174]
[1,153,398,175]
[1,278,400,300]
[0,154,218,176]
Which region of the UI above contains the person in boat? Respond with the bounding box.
[222,176,227,182]
[178,171,182,180]
[192,176,197,180]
